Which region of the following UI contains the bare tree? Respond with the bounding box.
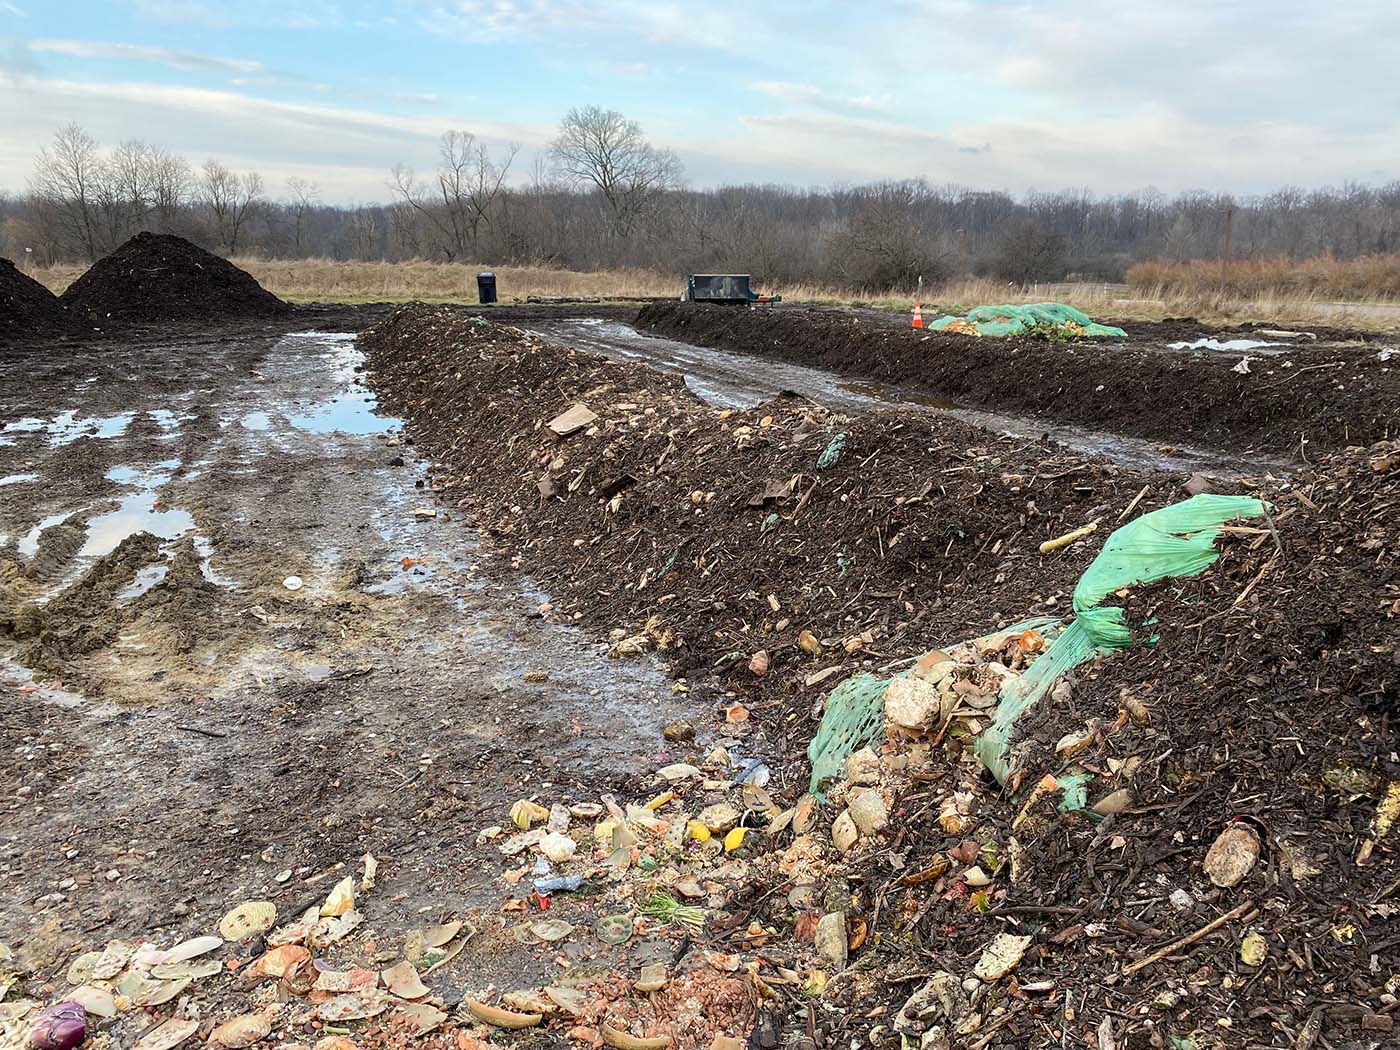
[286,176,320,255]
[29,123,104,261]
[148,146,191,232]
[96,139,166,248]
[388,130,519,261]
[348,206,379,260]
[200,160,264,254]
[991,220,1069,284]
[23,120,1400,288]
[548,106,683,239]
[832,180,953,289]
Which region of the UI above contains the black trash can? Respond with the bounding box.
[476,271,497,305]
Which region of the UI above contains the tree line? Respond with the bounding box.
[6,112,1400,291]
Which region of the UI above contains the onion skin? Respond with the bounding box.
[31,1002,87,1050]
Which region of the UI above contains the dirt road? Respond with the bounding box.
[0,315,697,998]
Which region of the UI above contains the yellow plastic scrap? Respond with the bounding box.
[724,827,748,852]
[645,791,674,811]
[687,821,711,843]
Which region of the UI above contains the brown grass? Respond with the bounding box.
[233,258,685,303]
[25,257,1400,331]
[27,257,683,303]
[1127,254,1400,302]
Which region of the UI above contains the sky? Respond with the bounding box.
[0,0,1396,204]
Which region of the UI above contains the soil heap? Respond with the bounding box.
[0,257,74,344]
[60,232,289,324]
[359,304,1398,1049]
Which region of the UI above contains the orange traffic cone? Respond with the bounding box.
[911,303,924,329]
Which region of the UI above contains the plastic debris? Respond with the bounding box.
[539,832,578,862]
[511,799,550,830]
[534,875,584,894]
[319,877,356,917]
[816,433,847,470]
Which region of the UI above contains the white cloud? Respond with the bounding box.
[728,106,1400,194]
[409,0,742,49]
[750,80,886,116]
[892,0,1400,129]
[3,1,1399,200]
[0,74,548,200]
[27,38,265,74]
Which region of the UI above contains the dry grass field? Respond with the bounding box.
[1128,253,1400,301]
[27,256,1400,330]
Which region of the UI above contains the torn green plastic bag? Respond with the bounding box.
[928,302,1127,339]
[805,618,1059,798]
[806,494,1268,796]
[974,493,1270,783]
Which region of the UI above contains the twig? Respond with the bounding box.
[176,723,228,738]
[791,480,819,522]
[1117,484,1150,522]
[1258,501,1285,559]
[1122,899,1254,975]
[1182,551,1279,629]
[970,1003,1024,1049]
[1254,360,1343,393]
[1294,1005,1324,1050]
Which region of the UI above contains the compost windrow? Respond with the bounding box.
[637,301,1399,456]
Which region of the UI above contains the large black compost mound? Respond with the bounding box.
[60,232,289,323]
[1,258,75,344]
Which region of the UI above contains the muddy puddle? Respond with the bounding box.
[2,323,702,969]
[3,329,685,731]
[522,317,1272,475]
[0,410,136,446]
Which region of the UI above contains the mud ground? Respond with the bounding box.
[0,307,704,1006]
